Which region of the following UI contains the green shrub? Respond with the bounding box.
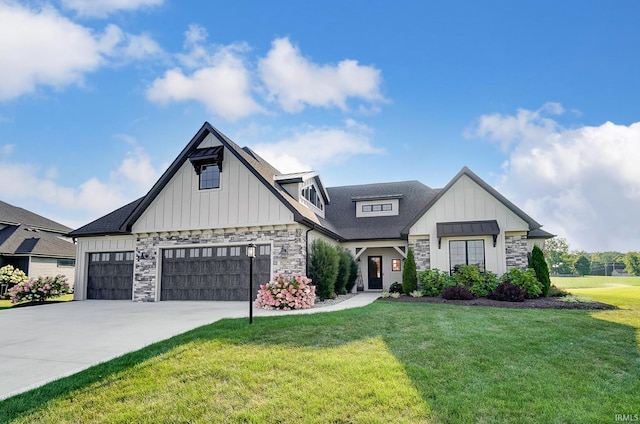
[346,251,359,292]
[529,245,551,296]
[335,248,352,295]
[402,249,417,294]
[501,267,542,298]
[418,268,452,297]
[308,239,339,300]
[442,285,474,300]
[450,265,498,298]
[389,282,403,293]
[409,290,422,298]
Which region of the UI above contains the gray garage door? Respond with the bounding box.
[87,251,134,300]
[160,245,271,301]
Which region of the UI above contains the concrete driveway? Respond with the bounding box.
[0,293,378,400]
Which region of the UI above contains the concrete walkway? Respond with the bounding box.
[0,292,379,400]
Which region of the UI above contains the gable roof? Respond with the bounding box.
[0,224,75,258]
[274,171,331,204]
[0,200,71,234]
[69,122,343,240]
[325,181,439,240]
[401,166,547,236]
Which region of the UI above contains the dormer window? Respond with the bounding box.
[302,185,323,210]
[189,146,224,191]
[199,164,220,189]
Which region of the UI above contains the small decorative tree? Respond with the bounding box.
[529,245,551,296]
[346,251,359,293]
[335,248,351,295]
[402,248,417,294]
[308,239,339,300]
[0,265,28,297]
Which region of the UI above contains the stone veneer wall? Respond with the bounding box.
[133,225,306,302]
[505,233,529,270]
[409,237,430,271]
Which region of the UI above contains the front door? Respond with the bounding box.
[368,256,383,289]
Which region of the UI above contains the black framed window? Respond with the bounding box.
[449,240,485,273]
[199,164,220,190]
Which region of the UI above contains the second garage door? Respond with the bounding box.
[160,245,271,301]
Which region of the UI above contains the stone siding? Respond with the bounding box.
[505,234,529,269]
[409,238,430,271]
[132,226,306,302]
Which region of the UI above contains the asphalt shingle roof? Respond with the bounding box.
[0,224,75,258]
[0,200,72,234]
[325,181,439,240]
[68,198,143,237]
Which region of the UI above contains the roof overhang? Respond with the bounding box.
[351,194,404,202]
[436,220,500,248]
[189,146,224,173]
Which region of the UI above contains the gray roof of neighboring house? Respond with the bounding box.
[0,200,72,234]
[325,181,439,240]
[0,224,76,258]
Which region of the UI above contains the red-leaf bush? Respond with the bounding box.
[442,285,475,300]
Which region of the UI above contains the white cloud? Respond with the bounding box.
[252,120,383,173]
[0,2,162,101]
[472,104,640,252]
[258,37,384,113]
[468,102,563,151]
[61,0,163,18]
[147,26,263,121]
[0,144,15,155]
[0,143,162,227]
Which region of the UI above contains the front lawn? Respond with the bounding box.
[552,275,640,289]
[0,294,74,310]
[2,298,639,423]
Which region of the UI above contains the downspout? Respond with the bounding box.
[305,227,314,276]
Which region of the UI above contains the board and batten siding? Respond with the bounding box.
[132,134,295,234]
[409,174,530,276]
[73,235,136,300]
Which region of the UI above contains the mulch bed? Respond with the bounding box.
[377,295,616,310]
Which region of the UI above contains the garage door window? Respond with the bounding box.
[190,248,199,258]
[229,246,241,256]
[202,247,212,257]
[259,245,271,256]
[217,247,227,257]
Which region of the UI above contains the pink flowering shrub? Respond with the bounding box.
[254,273,316,310]
[8,275,71,304]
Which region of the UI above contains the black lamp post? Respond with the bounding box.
[247,243,256,324]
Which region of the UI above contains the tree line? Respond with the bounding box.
[543,237,640,276]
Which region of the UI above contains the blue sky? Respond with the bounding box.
[1,0,639,252]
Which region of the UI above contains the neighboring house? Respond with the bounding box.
[0,200,76,287]
[69,122,553,301]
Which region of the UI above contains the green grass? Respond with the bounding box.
[2,298,639,423]
[0,294,73,310]
[552,275,640,289]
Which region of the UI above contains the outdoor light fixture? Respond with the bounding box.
[247,243,256,324]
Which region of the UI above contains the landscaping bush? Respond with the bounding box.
[308,239,339,300]
[449,265,498,298]
[418,268,452,297]
[346,251,359,293]
[500,267,542,298]
[402,248,417,294]
[254,273,315,310]
[0,264,28,298]
[529,245,551,296]
[389,282,403,294]
[548,285,569,297]
[487,282,526,302]
[335,248,352,295]
[442,285,475,300]
[409,290,422,298]
[8,275,71,304]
